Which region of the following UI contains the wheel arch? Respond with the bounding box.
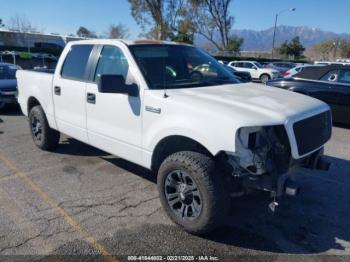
[151,135,213,172]
[259,73,271,79]
[27,96,41,115]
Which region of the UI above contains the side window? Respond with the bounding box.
[94,46,129,81]
[235,62,244,68]
[61,45,93,80]
[244,62,254,69]
[295,67,303,73]
[338,70,350,84]
[320,70,339,82]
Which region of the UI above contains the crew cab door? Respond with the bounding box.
[52,44,94,142]
[85,45,143,164]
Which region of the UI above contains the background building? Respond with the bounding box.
[0,28,83,50]
[0,29,84,69]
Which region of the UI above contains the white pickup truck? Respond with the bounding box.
[17,39,332,234]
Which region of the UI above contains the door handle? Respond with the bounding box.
[54,86,61,96]
[87,93,96,104]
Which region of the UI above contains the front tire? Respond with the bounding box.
[157,151,228,235]
[260,74,270,83]
[29,105,60,150]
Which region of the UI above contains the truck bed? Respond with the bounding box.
[16,70,55,117]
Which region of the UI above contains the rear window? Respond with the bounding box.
[61,45,93,81]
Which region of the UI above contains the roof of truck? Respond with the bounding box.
[69,39,192,46]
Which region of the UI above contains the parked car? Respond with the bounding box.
[224,65,252,82]
[217,60,229,65]
[265,62,297,74]
[0,62,20,110]
[314,61,350,66]
[228,60,280,83]
[17,39,331,234]
[283,64,321,78]
[217,60,252,82]
[267,65,350,124]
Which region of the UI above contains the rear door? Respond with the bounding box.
[52,44,94,142]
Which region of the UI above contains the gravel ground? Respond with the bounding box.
[0,105,349,261]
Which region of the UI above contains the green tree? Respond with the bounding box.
[76,26,97,38]
[169,18,196,44]
[127,0,242,49]
[311,39,335,60]
[339,39,350,58]
[279,37,305,58]
[309,39,350,60]
[0,18,4,27]
[128,0,194,42]
[226,35,244,54]
[190,0,238,51]
[128,0,166,40]
[279,40,291,56]
[107,24,130,39]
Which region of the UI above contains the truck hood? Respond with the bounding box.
[162,82,328,126]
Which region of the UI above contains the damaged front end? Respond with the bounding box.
[217,125,330,212]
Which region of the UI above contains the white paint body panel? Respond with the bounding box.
[17,39,330,170]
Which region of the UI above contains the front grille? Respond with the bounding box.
[293,111,332,156]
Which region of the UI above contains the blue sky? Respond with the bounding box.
[0,0,349,37]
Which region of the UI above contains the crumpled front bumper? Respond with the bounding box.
[224,147,330,198]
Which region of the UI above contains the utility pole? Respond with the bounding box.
[271,7,296,59]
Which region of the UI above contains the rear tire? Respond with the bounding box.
[29,105,60,150]
[157,151,228,235]
[260,74,270,83]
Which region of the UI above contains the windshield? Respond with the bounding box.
[129,44,239,89]
[0,65,17,80]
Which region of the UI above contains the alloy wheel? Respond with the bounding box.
[31,116,42,141]
[164,170,202,221]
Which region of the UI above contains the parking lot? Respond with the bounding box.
[0,105,350,260]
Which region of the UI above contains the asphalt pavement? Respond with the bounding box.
[0,105,350,261]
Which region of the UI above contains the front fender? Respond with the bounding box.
[143,115,236,157]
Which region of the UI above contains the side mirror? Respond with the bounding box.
[253,66,258,70]
[97,75,138,97]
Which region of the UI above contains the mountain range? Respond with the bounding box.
[232,25,350,51]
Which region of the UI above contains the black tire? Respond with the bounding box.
[157,151,228,235]
[29,105,60,150]
[260,74,270,83]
